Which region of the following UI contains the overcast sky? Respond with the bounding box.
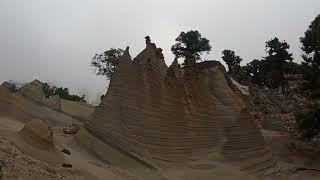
[0,0,319,104]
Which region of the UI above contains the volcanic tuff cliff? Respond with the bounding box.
[80,39,277,176]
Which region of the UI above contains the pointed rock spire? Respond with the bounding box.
[145,36,151,46]
[18,79,45,103]
[171,58,179,67]
[124,46,130,55]
[118,46,131,62]
[167,58,181,77]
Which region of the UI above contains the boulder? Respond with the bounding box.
[61,148,71,155]
[62,163,72,168]
[19,119,53,144]
[7,119,65,164]
[63,124,80,134]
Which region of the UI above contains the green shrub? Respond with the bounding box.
[43,83,86,103]
[296,102,320,140]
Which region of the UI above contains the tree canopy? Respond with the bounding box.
[300,14,320,98]
[296,102,320,141]
[171,30,212,63]
[43,83,86,103]
[243,59,268,86]
[263,37,293,90]
[227,37,293,88]
[221,49,242,75]
[301,14,320,69]
[91,48,124,79]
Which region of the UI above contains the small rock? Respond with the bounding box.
[63,124,80,134]
[62,163,72,168]
[61,148,71,155]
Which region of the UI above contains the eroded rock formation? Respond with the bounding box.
[18,80,45,103]
[17,80,63,111]
[80,38,277,175]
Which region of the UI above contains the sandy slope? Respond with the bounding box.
[60,99,95,122]
[0,116,24,132]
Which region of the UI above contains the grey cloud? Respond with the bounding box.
[0,0,319,104]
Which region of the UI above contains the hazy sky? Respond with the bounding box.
[0,0,319,104]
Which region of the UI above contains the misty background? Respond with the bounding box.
[0,0,319,104]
